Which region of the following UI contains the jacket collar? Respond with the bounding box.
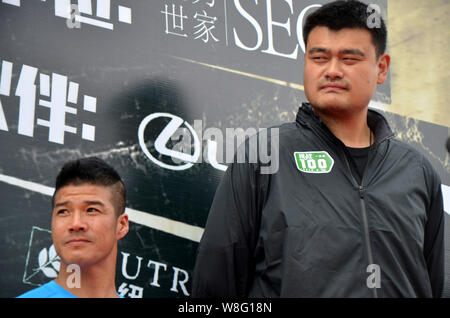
[296,103,395,145]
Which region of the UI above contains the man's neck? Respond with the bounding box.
[54,259,119,298]
[314,107,372,148]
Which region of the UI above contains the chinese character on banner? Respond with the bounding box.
[193,10,219,43]
[37,72,97,144]
[0,60,13,131]
[191,0,215,7]
[1,0,20,7]
[0,59,97,145]
[54,0,132,30]
[118,282,144,298]
[161,4,188,38]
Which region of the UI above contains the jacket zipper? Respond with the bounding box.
[306,110,395,297]
[341,148,378,298]
[359,185,378,298]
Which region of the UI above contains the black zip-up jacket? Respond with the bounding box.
[192,103,445,298]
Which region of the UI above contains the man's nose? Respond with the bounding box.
[325,58,344,80]
[69,212,87,232]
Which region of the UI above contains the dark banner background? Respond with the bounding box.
[0,0,448,298]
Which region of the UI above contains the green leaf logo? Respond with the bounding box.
[294,151,334,174]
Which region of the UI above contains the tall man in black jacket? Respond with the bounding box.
[192,0,444,297]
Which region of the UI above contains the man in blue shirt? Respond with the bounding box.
[18,157,129,298]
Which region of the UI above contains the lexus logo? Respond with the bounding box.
[138,113,201,171]
[138,112,279,174]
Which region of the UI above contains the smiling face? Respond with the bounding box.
[303,26,390,118]
[51,183,128,268]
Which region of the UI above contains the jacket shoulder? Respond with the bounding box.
[389,138,441,184]
[263,121,305,145]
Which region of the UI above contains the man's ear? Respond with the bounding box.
[377,53,390,84]
[116,212,129,240]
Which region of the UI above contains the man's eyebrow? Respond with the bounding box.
[83,200,105,206]
[54,201,69,208]
[53,200,105,208]
[307,47,366,57]
[340,49,365,56]
[308,47,330,55]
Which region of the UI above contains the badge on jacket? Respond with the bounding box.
[294,151,334,174]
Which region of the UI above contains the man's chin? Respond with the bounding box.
[312,101,351,116]
[59,252,92,268]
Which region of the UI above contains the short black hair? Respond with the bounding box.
[52,157,126,217]
[303,0,387,58]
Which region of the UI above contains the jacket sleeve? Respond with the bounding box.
[422,157,445,298]
[191,160,263,297]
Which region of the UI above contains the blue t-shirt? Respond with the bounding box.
[17,281,124,298]
[17,281,77,298]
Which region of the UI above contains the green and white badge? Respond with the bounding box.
[294,151,334,174]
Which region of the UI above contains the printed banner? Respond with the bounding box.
[0,0,448,298]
